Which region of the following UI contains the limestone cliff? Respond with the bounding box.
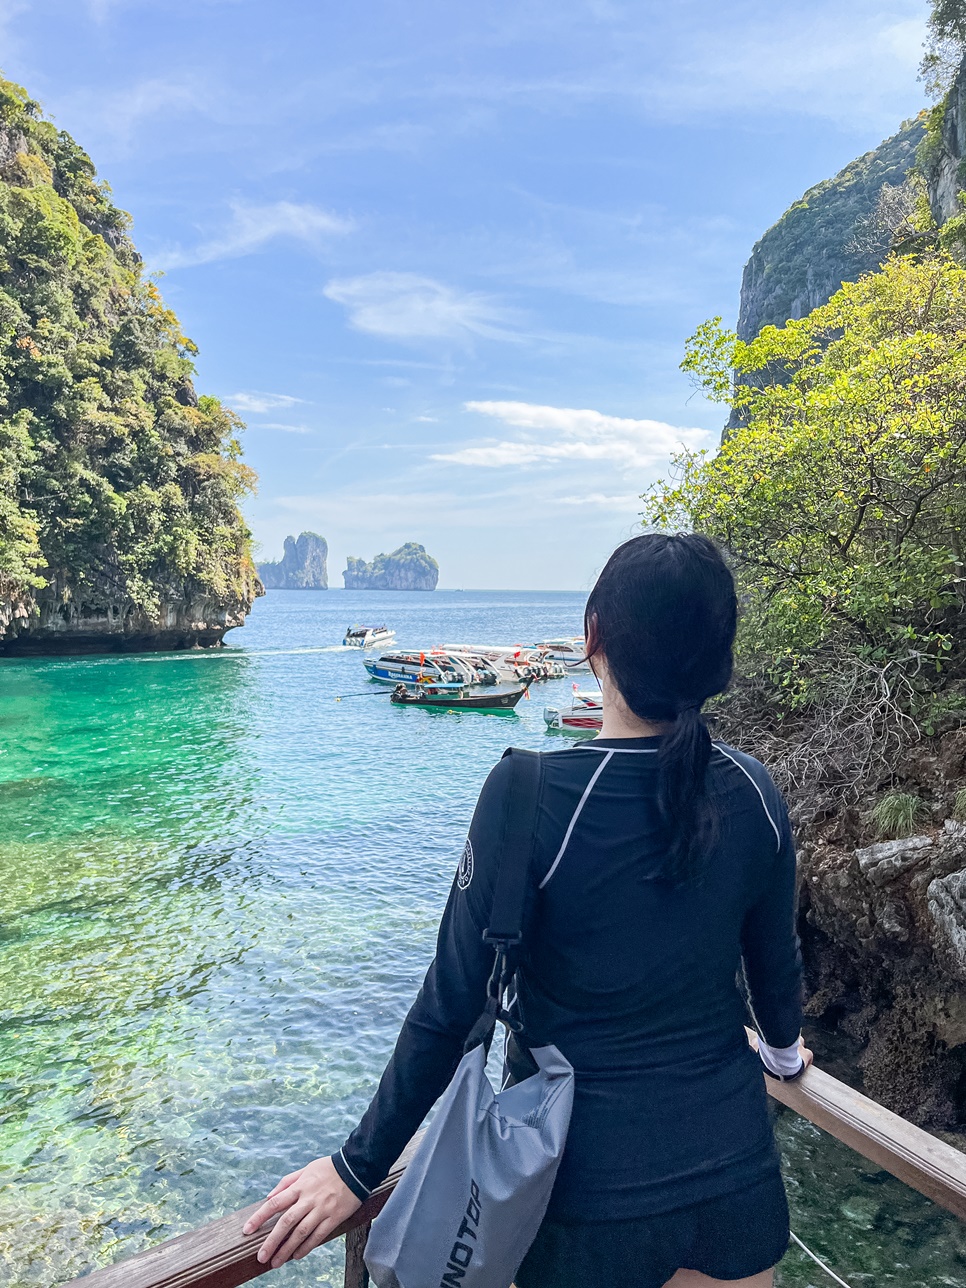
[735,118,925,342]
[0,74,259,655]
[343,542,439,591]
[258,532,328,589]
[922,58,966,225]
[0,572,255,655]
[794,732,966,1127]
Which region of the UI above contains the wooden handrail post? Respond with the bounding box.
[344,1221,372,1288]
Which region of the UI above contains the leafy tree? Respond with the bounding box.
[921,0,966,99]
[0,74,258,631]
[647,255,966,711]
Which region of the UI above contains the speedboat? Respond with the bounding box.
[364,650,475,689]
[443,644,566,683]
[343,624,396,648]
[532,637,591,672]
[544,690,603,732]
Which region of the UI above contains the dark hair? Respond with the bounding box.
[584,533,737,885]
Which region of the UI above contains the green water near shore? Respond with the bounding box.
[1,590,964,1286]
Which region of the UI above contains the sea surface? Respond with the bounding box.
[0,589,963,1287]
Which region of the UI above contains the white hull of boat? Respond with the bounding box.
[364,651,474,689]
[544,692,603,732]
[443,644,566,682]
[532,638,592,672]
[343,625,396,648]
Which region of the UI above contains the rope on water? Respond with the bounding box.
[789,1230,855,1288]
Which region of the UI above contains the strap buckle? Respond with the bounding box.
[482,929,523,947]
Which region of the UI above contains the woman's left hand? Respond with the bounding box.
[242,1155,362,1267]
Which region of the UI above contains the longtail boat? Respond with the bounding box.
[390,682,528,711]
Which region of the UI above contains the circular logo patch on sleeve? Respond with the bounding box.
[457,839,474,890]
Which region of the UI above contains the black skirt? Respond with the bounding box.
[515,1170,790,1288]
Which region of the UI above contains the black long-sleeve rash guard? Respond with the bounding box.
[332,737,803,1221]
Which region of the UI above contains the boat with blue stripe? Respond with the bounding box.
[363,650,475,689]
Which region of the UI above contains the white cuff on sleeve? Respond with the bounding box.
[757,1036,804,1079]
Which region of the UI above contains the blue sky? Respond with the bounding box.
[2,0,929,588]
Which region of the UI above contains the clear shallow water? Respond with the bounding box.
[0,589,963,1287]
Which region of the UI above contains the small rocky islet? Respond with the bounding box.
[343,542,439,591]
[257,532,329,589]
[256,535,439,591]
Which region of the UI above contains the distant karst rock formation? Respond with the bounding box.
[258,533,328,589]
[735,117,925,343]
[343,543,439,591]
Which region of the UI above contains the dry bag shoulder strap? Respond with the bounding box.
[483,747,541,949]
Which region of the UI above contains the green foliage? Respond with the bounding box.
[954,787,966,820]
[870,792,928,839]
[647,255,966,706]
[921,1,966,99]
[918,100,950,175]
[0,72,256,618]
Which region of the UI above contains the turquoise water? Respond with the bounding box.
[0,590,963,1287]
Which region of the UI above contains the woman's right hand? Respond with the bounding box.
[242,1155,362,1268]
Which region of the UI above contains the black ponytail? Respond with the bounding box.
[584,534,736,885]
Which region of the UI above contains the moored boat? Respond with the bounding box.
[390,682,528,711]
[532,637,592,672]
[343,624,396,648]
[364,649,474,688]
[544,689,603,732]
[443,643,566,682]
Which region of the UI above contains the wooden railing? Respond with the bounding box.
[70,1062,966,1288]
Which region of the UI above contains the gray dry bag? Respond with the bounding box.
[364,749,574,1288]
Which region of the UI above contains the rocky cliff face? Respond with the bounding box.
[258,532,328,589]
[923,59,966,225]
[791,729,966,1128]
[736,119,925,341]
[0,573,259,655]
[0,75,259,655]
[343,542,439,591]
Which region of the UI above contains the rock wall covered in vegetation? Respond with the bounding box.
[735,119,925,342]
[669,246,966,1130]
[343,542,439,590]
[0,75,260,654]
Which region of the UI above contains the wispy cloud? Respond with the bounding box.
[226,391,304,414]
[153,200,353,270]
[431,401,709,472]
[558,492,641,508]
[256,422,312,434]
[323,272,522,345]
[647,12,924,128]
[407,2,923,132]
